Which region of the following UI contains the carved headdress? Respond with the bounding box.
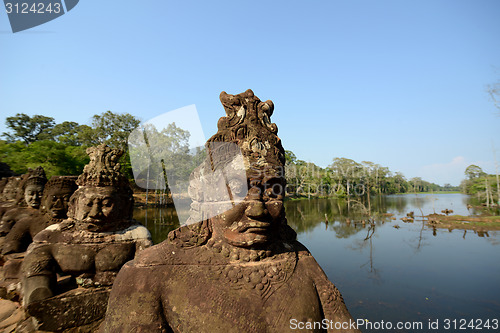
[25,166,47,187]
[208,89,285,172]
[77,144,129,189]
[170,90,295,249]
[68,144,134,222]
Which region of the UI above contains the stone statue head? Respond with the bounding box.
[2,176,22,202]
[171,90,295,253]
[40,176,78,220]
[22,167,47,209]
[67,144,134,231]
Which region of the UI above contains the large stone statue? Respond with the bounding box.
[2,176,78,255]
[20,145,153,331]
[101,90,359,332]
[0,168,47,236]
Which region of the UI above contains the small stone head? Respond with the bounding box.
[23,167,47,209]
[2,176,22,202]
[67,145,134,231]
[40,176,78,219]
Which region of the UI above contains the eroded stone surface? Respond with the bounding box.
[101,90,359,333]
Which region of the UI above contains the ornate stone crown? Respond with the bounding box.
[44,176,78,192]
[76,144,128,189]
[25,166,47,187]
[208,89,285,171]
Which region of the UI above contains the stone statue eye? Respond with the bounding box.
[263,180,284,199]
[102,199,113,207]
[264,187,278,199]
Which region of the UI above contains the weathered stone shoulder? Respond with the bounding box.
[31,221,72,244]
[104,223,151,241]
[32,221,152,245]
[133,240,199,267]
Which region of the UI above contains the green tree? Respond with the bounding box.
[329,158,362,197]
[285,150,297,164]
[0,140,88,178]
[465,165,485,180]
[51,121,88,146]
[2,113,55,144]
[80,111,141,151]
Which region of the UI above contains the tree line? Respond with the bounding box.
[1,112,462,199]
[461,164,500,206]
[285,151,460,198]
[1,112,140,179]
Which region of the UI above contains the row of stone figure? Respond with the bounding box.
[0,144,153,331]
[0,90,359,332]
[0,168,74,256]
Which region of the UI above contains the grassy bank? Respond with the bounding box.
[427,214,500,231]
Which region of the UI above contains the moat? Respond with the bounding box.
[134,193,500,332]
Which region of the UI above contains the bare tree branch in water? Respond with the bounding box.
[413,193,428,252]
[360,224,380,281]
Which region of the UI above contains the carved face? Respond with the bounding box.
[3,180,18,201]
[24,184,43,208]
[71,187,122,228]
[211,172,285,248]
[42,187,74,219]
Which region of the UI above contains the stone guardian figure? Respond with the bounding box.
[20,145,153,331]
[0,167,47,236]
[101,90,359,333]
[2,176,78,255]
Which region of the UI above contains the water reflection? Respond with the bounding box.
[134,193,500,331]
[133,206,179,244]
[136,194,497,244]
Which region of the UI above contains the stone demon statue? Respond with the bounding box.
[21,145,152,331]
[101,90,359,333]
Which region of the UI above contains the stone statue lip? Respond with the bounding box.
[237,220,272,233]
[82,218,105,225]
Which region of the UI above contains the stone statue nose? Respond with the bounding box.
[53,198,64,209]
[245,201,267,218]
[89,203,103,218]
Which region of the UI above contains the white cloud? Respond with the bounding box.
[418,156,469,186]
[418,157,497,186]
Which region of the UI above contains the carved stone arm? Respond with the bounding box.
[21,243,57,306]
[99,263,169,332]
[2,216,32,255]
[307,257,361,333]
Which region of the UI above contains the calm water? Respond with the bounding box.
[134,194,500,332]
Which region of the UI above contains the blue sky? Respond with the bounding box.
[1,0,499,186]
